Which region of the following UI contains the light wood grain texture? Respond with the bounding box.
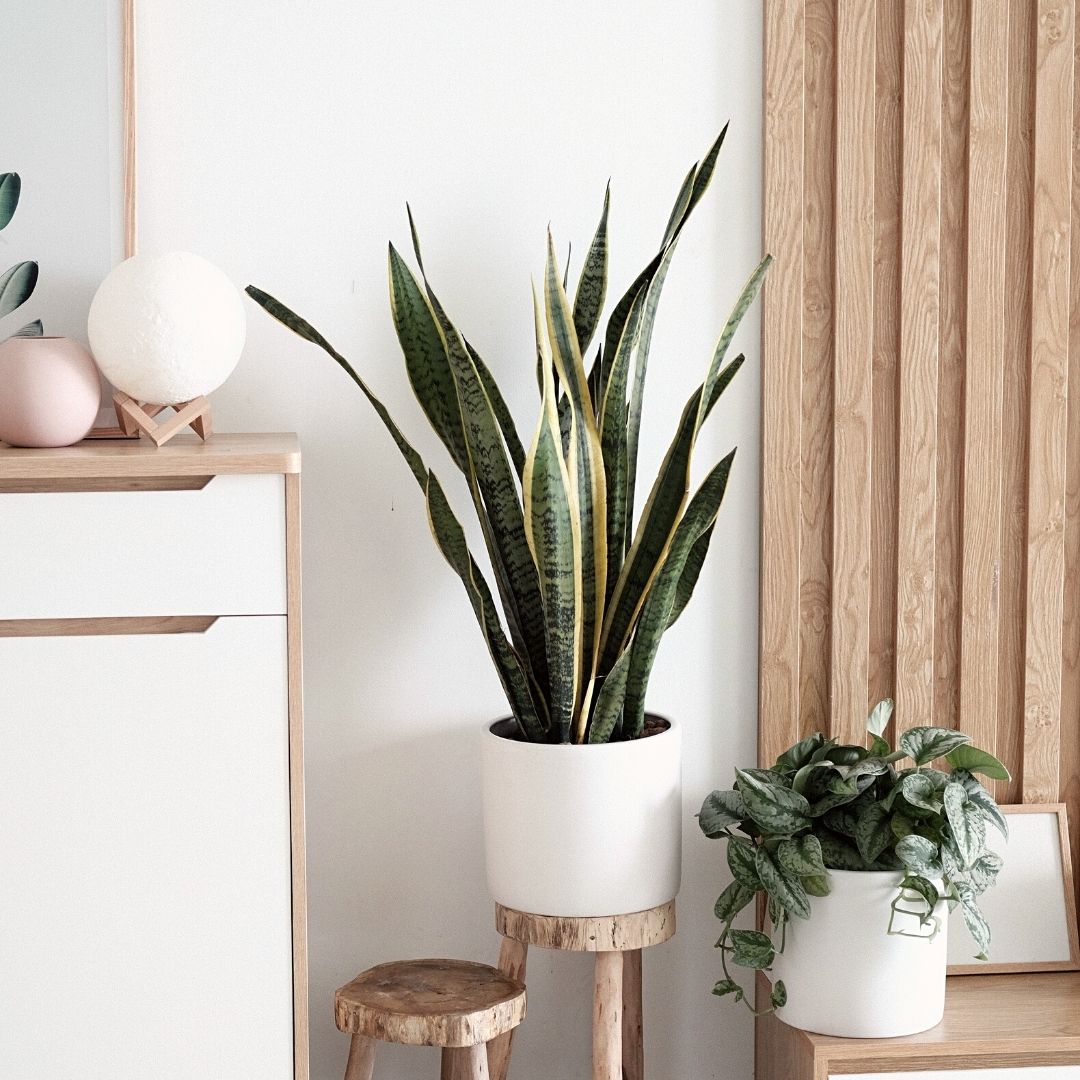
[830,0,875,743]
[760,0,805,766]
[756,971,1080,1077]
[592,950,622,1080]
[0,432,300,478]
[443,1045,489,1080]
[894,0,942,733]
[343,1034,376,1080]
[334,960,525,1048]
[286,472,309,1079]
[1064,0,1080,929]
[999,0,1037,806]
[113,393,213,447]
[800,0,836,738]
[494,902,675,953]
[0,475,212,493]
[621,949,644,1080]
[868,0,903,726]
[933,0,971,736]
[958,0,1008,756]
[487,937,527,1080]
[1024,0,1074,805]
[0,616,218,637]
[122,0,136,259]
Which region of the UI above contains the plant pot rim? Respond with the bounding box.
[485,713,676,749]
[823,868,906,879]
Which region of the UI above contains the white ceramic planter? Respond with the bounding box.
[481,716,681,917]
[771,869,947,1037]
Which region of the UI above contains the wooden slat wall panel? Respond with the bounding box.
[759,3,805,769]
[829,2,876,745]
[760,0,1080,867]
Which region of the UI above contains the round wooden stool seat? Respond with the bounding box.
[494,900,676,952]
[335,958,526,1048]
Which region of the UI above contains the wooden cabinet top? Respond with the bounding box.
[0,433,300,480]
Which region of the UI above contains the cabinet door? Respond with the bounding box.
[838,1069,1080,1079]
[0,617,294,1080]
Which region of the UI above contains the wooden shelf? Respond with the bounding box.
[757,972,1080,1076]
[0,433,300,479]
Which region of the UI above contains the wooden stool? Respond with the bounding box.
[489,901,675,1080]
[335,958,526,1080]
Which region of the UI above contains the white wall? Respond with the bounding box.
[138,3,763,1077]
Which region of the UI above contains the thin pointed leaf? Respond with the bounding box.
[0,261,38,319]
[667,522,713,628]
[388,243,469,473]
[0,173,20,230]
[525,304,581,742]
[545,234,608,722]
[9,319,43,338]
[622,452,735,735]
[573,183,610,355]
[683,124,728,222]
[660,161,697,249]
[467,341,526,479]
[586,646,631,744]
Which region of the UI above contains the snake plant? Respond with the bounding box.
[0,173,42,339]
[699,699,1009,1012]
[248,128,769,743]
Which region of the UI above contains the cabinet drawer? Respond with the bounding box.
[0,616,294,1079]
[839,1070,1080,1079]
[0,473,286,617]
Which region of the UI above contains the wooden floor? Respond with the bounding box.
[756,972,1080,1077]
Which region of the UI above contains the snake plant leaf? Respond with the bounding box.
[545,234,607,705]
[0,173,20,231]
[599,356,745,675]
[660,162,697,250]
[713,880,755,923]
[944,744,1011,782]
[10,320,43,338]
[388,243,469,474]
[467,341,526,479]
[622,451,735,736]
[0,261,38,319]
[245,285,428,487]
[698,789,747,837]
[684,124,729,222]
[944,782,985,868]
[755,846,811,920]
[866,697,895,737]
[900,725,971,765]
[735,769,811,835]
[425,472,547,741]
[666,522,713,628]
[524,296,581,742]
[585,646,631,744]
[573,183,610,355]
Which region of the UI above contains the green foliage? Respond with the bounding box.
[0,173,41,340]
[248,133,768,742]
[698,699,1009,1013]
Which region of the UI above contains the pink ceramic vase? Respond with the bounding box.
[0,336,102,447]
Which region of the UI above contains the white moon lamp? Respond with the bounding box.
[88,251,246,406]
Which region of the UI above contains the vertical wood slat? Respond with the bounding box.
[759,1,805,768]
[869,0,904,721]
[999,0,1037,805]
[800,0,836,738]
[934,0,971,736]
[894,0,943,732]
[830,2,876,744]
[958,3,1009,756]
[1024,0,1074,804]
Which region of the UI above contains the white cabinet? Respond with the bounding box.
[0,436,306,1079]
[840,1071,1080,1079]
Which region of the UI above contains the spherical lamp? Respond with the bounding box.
[88,251,246,406]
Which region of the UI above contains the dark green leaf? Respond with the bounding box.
[774,733,828,774]
[817,829,865,871]
[735,768,811,835]
[802,873,831,897]
[572,183,610,355]
[895,834,940,875]
[755,846,811,919]
[0,261,38,319]
[770,980,787,1009]
[713,880,755,922]
[900,874,940,916]
[946,744,1011,782]
[468,342,526,479]
[899,726,971,765]
[855,802,894,865]
[730,929,775,970]
[585,648,630,744]
[727,837,762,889]
[0,173,20,231]
[698,789,747,837]
[777,835,827,877]
[712,978,744,1002]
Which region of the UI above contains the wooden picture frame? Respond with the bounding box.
[947,803,1080,975]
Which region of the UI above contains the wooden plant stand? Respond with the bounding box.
[335,958,525,1080]
[489,900,675,1080]
[113,391,213,447]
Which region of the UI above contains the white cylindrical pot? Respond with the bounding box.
[771,869,947,1037]
[481,716,681,917]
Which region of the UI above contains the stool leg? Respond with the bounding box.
[488,937,528,1080]
[622,949,644,1080]
[593,950,623,1080]
[343,1033,376,1080]
[446,1045,488,1080]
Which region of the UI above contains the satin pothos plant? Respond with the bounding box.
[248,128,769,744]
[0,172,43,339]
